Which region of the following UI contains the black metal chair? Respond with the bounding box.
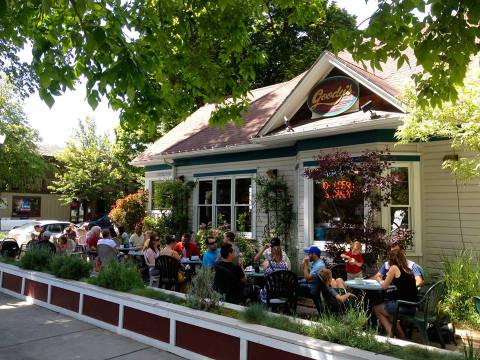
[155,255,181,291]
[317,274,347,314]
[0,239,20,258]
[329,263,347,281]
[263,270,298,314]
[391,280,446,348]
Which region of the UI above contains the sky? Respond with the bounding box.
[22,1,378,147]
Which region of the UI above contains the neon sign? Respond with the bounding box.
[321,180,354,200]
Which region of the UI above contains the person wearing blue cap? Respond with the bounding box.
[298,245,325,298]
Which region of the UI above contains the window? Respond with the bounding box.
[195,176,254,234]
[12,196,41,218]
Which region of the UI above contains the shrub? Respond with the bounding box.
[50,256,91,280]
[90,261,144,292]
[186,267,222,311]
[19,248,53,271]
[440,250,480,329]
[109,190,147,232]
[236,235,257,266]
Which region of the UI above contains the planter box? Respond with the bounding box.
[0,263,453,360]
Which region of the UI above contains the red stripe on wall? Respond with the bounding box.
[248,342,313,360]
[82,295,119,326]
[1,273,22,293]
[23,279,48,302]
[51,286,80,312]
[123,306,169,343]
[176,321,240,360]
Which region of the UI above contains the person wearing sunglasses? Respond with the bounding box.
[202,236,220,268]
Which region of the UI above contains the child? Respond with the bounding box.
[341,240,364,280]
[319,268,356,303]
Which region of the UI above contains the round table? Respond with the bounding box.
[245,270,264,278]
[345,279,396,291]
[118,247,137,255]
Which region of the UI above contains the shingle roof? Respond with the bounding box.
[133,51,417,164]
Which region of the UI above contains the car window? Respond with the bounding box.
[48,224,63,233]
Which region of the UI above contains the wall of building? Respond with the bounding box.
[420,140,480,273]
[0,192,70,223]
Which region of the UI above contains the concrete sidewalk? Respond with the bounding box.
[0,292,183,360]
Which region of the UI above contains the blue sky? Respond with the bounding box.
[23,1,378,146]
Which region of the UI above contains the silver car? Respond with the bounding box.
[8,221,70,246]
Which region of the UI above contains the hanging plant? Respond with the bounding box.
[255,175,295,254]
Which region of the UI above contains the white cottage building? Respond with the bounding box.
[133,50,480,273]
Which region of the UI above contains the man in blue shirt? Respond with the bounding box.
[298,246,326,297]
[202,236,220,268]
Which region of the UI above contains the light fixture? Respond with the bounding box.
[360,100,381,119]
[266,169,278,178]
[283,116,294,132]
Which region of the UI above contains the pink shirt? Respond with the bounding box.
[143,248,160,267]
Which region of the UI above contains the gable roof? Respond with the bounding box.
[133,50,417,165]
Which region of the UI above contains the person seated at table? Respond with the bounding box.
[56,235,76,256]
[214,244,250,304]
[340,240,364,280]
[64,224,77,241]
[373,249,417,338]
[318,269,356,304]
[253,237,291,268]
[222,231,242,264]
[202,236,220,268]
[86,226,102,249]
[373,239,424,287]
[174,233,200,259]
[97,228,119,253]
[259,245,290,303]
[129,224,144,249]
[160,235,181,260]
[143,233,161,276]
[298,246,326,299]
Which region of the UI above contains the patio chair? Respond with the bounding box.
[474,296,480,315]
[263,270,298,314]
[329,263,347,281]
[96,244,117,267]
[391,280,446,348]
[0,239,20,258]
[155,255,181,291]
[317,274,346,314]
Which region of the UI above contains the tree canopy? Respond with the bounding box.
[0,78,49,192]
[49,117,141,217]
[331,0,480,108]
[397,59,480,182]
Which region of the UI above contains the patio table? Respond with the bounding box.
[118,247,137,255]
[245,270,264,278]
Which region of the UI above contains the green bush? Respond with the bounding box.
[19,248,53,271]
[186,267,222,311]
[440,250,480,329]
[50,256,91,280]
[89,261,144,292]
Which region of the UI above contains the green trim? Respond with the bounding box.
[194,169,257,177]
[145,164,172,172]
[303,154,420,167]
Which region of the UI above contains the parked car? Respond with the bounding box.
[8,220,70,246]
[87,214,112,230]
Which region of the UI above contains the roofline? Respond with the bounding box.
[253,116,404,145]
[257,51,405,137]
[161,143,267,161]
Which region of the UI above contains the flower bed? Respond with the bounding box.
[0,262,463,360]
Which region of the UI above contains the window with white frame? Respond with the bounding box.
[196,176,254,235]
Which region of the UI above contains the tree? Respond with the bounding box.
[331,0,480,108]
[49,117,140,218]
[0,78,49,192]
[0,0,344,135]
[397,59,480,181]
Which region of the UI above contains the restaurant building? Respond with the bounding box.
[133,50,480,273]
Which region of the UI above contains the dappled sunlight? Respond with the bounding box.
[44,318,73,325]
[0,299,33,310]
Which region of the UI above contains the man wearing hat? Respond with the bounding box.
[373,239,424,287]
[298,245,326,297]
[253,237,291,268]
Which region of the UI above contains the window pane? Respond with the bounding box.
[216,179,231,204]
[198,206,213,226]
[313,180,363,241]
[198,180,213,205]
[235,178,252,204]
[390,207,410,232]
[151,181,162,210]
[12,196,41,218]
[216,206,231,227]
[235,206,251,232]
[391,167,409,205]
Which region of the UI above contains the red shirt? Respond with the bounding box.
[344,251,364,274]
[86,234,100,248]
[173,241,200,258]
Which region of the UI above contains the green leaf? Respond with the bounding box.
[87,90,99,109]
[0,0,7,17]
